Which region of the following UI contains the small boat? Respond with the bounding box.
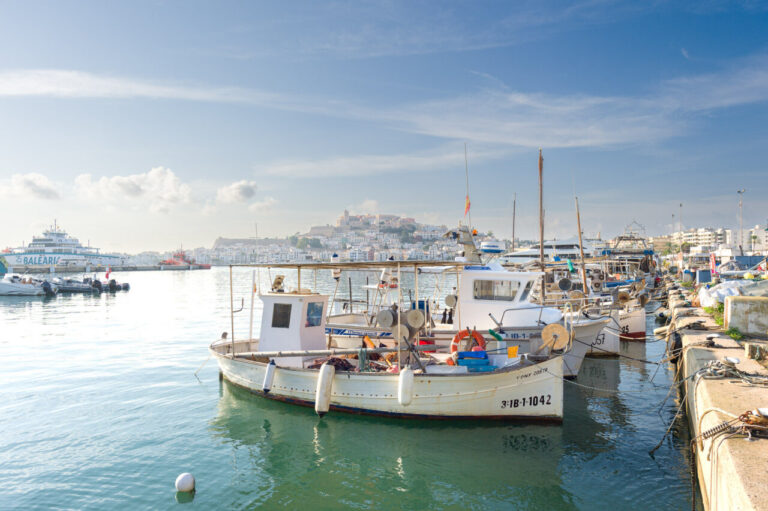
[159,250,211,269]
[83,276,131,292]
[211,264,565,422]
[327,227,608,378]
[0,274,57,296]
[52,277,99,293]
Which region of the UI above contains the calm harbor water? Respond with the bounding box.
[0,268,696,509]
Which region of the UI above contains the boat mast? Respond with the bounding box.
[511,192,517,253]
[464,143,472,231]
[575,196,589,296]
[538,149,545,303]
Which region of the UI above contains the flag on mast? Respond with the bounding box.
[464,195,471,216]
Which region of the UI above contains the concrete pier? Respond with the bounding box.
[665,282,768,511]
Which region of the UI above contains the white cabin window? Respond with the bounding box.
[272,304,292,328]
[473,280,520,301]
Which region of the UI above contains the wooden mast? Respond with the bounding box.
[575,196,589,296]
[538,149,545,303]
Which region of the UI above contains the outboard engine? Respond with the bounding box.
[108,279,118,292]
[92,279,103,292]
[41,281,56,297]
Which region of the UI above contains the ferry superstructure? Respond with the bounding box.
[3,221,124,268]
[498,237,598,266]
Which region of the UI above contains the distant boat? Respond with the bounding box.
[52,277,99,293]
[4,220,124,268]
[159,250,211,269]
[479,240,505,254]
[0,274,57,296]
[499,237,597,265]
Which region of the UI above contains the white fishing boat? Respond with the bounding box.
[326,233,608,378]
[210,266,565,421]
[0,274,57,296]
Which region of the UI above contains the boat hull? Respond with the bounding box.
[211,344,564,421]
[0,281,45,296]
[588,311,621,357]
[619,307,646,340]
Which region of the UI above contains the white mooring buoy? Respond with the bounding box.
[175,472,195,492]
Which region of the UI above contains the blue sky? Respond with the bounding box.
[1,0,767,251]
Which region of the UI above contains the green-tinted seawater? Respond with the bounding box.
[0,268,696,509]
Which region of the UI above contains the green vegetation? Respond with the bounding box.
[725,327,744,341]
[680,281,694,288]
[291,237,324,250]
[703,303,725,326]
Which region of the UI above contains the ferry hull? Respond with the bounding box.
[3,253,122,268]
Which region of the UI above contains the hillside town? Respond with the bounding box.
[125,210,768,266]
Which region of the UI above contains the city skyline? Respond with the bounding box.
[1,1,767,252]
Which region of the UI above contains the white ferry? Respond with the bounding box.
[2,221,124,268]
[498,237,598,266]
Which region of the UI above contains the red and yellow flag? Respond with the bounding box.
[464,195,471,216]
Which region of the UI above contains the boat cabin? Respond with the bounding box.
[456,266,562,329]
[258,292,329,368]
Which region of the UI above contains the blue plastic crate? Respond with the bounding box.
[457,350,487,359]
[468,366,497,373]
[457,358,490,367]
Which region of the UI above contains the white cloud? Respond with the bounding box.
[352,199,379,214]
[2,52,768,151]
[260,145,512,178]
[75,167,191,213]
[215,180,259,203]
[681,48,690,59]
[0,69,278,104]
[248,197,278,213]
[4,173,61,199]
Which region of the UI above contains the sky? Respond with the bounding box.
[1,0,767,252]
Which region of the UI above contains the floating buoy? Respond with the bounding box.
[398,367,414,406]
[175,473,195,492]
[262,360,276,394]
[315,363,335,416]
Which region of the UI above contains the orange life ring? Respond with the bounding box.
[450,329,486,353]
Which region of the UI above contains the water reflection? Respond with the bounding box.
[211,379,578,509]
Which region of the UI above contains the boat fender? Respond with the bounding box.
[450,329,486,353]
[315,362,335,417]
[397,367,414,406]
[653,326,668,337]
[262,360,276,393]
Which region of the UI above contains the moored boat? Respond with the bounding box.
[0,274,57,296]
[211,269,565,421]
